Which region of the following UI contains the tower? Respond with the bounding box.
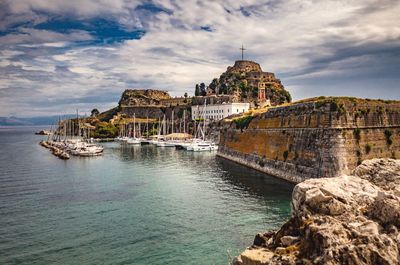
[258,82,266,101]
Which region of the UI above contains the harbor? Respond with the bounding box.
[0,126,293,264]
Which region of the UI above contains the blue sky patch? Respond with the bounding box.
[135,3,172,14]
[34,18,145,44]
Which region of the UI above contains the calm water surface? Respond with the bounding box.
[0,126,294,265]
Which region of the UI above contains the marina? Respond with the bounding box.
[0,126,293,264]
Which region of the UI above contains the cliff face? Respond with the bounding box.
[118,89,171,107]
[118,89,191,119]
[233,158,400,265]
[218,97,400,183]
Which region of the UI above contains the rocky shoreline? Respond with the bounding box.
[233,158,400,265]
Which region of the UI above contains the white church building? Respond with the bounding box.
[191,102,250,121]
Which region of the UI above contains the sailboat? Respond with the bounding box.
[127,113,141,144]
[185,101,218,152]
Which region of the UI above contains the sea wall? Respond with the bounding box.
[218,98,400,183]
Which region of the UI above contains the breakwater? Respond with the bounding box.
[218,98,400,183]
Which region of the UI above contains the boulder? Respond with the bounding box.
[234,159,400,265]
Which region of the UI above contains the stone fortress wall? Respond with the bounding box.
[218,98,400,183]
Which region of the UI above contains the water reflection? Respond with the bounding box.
[216,157,295,199]
[109,142,294,201]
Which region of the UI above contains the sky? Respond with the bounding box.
[0,0,399,117]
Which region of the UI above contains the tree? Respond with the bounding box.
[91,108,100,117]
[200,83,206,96]
[184,92,188,98]
[209,78,219,94]
[195,84,200,96]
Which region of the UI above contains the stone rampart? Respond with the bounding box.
[218,98,400,182]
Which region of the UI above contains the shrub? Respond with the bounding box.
[385,129,393,145]
[365,143,372,154]
[354,128,361,141]
[356,150,361,157]
[93,122,118,138]
[283,150,289,161]
[233,115,253,131]
[330,100,346,114]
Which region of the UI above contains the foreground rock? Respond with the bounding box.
[233,159,400,265]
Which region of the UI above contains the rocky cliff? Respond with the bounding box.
[117,89,191,120]
[218,97,400,183]
[118,89,171,107]
[233,158,400,265]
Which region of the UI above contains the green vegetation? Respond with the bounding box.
[208,78,219,94]
[91,108,100,117]
[199,83,206,96]
[97,107,120,122]
[143,127,158,137]
[278,89,292,103]
[283,150,289,161]
[354,128,361,141]
[194,83,206,96]
[365,143,372,154]
[92,122,118,138]
[385,129,393,145]
[330,100,346,114]
[233,115,253,131]
[356,150,361,157]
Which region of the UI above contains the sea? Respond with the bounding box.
[0,126,294,265]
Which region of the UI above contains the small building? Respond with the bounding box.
[191,102,250,121]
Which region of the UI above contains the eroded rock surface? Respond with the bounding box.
[233,159,400,265]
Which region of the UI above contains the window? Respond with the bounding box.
[237,109,239,112]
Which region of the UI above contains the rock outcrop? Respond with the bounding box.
[233,159,400,265]
[119,89,171,107]
[208,60,291,105]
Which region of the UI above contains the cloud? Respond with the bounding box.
[0,0,399,116]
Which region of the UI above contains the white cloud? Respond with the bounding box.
[0,0,400,116]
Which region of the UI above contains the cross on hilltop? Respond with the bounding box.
[240,44,246,60]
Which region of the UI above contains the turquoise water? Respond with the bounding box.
[0,126,294,265]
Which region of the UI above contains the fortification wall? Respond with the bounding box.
[218,98,400,183]
[227,60,262,73]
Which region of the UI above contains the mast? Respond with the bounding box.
[183,109,186,134]
[163,115,166,136]
[139,117,141,138]
[146,115,149,138]
[63,117,67,141]
[77,109,80,139]
[157,117,161,139]
[171,110,174,134]
[72,118,74,139]
[133,113,136,138]
[203,100,206,140]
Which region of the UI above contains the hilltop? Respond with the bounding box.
[203,60,291,106]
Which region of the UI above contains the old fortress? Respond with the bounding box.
[115,58,291,123]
